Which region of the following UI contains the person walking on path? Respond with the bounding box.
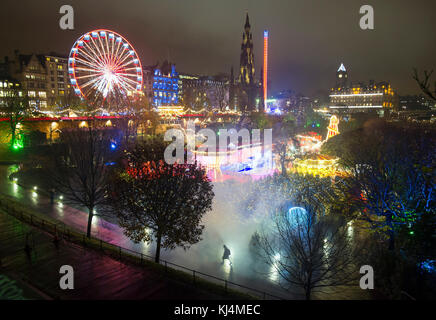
[222,245,232,266]
[49,188,55,205]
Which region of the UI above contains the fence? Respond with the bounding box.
[0,196,284,300]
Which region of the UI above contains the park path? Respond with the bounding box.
[0,209,229,300]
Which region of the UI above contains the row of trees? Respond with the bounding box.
[0,88,161,149]
[322,120,435,298]
[41,127,214,263]
[322,120,435,257]
[241,115,435,299]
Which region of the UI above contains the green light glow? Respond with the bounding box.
[12,138,24,150]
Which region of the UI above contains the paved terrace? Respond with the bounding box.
[0,209,234,300]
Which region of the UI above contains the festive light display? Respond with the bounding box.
[157,106,184,119]
[326,115,340,140]
[293,154,339,177]
[68,29,143,103]
[296,132,323,153]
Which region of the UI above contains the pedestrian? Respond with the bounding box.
[49,188,55,205]
[222,245,232,266]
[53,231,60,249]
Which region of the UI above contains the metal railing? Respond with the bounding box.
[0,196,285,300]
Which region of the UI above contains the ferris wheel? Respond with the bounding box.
[68,29,143,104]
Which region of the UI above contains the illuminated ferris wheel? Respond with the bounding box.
[68,29,143,104]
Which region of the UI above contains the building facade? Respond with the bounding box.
[0,51,71,110]
[329,63,397,113]
[143,61,181,107]
[44,54,69,106]
[180,73,229,111]
[398,95,435,111]
[0,77,21,100]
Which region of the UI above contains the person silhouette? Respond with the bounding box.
[222,245,232,266]
[49,189,55,205]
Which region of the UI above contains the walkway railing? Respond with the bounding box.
[0,195,285,300]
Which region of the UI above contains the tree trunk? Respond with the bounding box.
[10,121,16,147]
[305,288,311,300]
[86,207,94,238]
[281,160,286,176]
[155,232,162,263]
[386,215,395,251]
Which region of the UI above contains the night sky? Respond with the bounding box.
[1,0,435,96]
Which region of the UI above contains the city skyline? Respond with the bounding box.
[1,0,435,97]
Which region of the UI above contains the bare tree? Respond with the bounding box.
[47,126,113,237]
[0,88,31,148]
[257,201,361,300]
[323,121,435,251]
[213,84,228,111]
[413,69,436,101]
[124,96,160,140]
[53,89,84,113]
[274,140,292,176]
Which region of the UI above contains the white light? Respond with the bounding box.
[33,186,38,190]
[329,93,383,97]
[329,105,383,109]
